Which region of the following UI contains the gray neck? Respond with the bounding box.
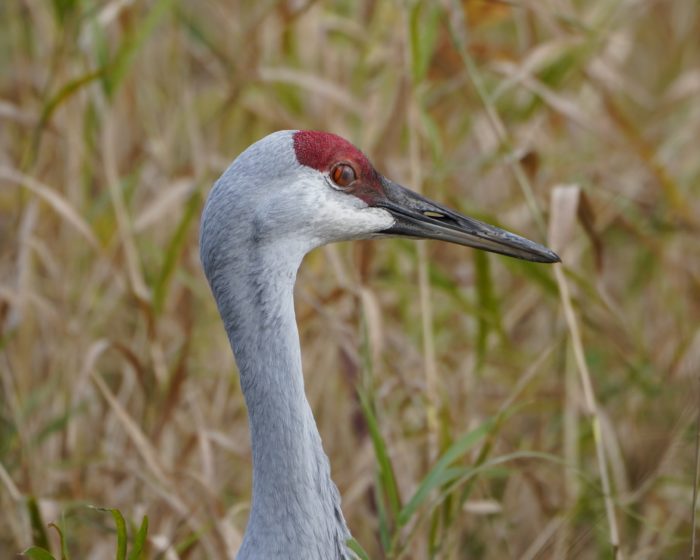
[207,241,350,559]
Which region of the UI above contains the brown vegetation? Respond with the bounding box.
[1,1,699,558]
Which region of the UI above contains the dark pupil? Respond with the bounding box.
[334,165,354,186]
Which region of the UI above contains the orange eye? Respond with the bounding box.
[331,164,356,188]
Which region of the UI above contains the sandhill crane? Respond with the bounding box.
[199,130,559,559]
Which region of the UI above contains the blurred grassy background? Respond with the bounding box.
[2,0,700,558]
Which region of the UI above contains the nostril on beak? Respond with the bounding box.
[423,210,446,219]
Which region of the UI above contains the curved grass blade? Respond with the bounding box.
[109,509,127,560]
[48,522,70,560]
[22,547,56,560]
[126,516,149,560]
[37,69,104,133]
[90,507,126,560]
[153,190,200,314]
[346,537,371,560]
[398,417,496,526]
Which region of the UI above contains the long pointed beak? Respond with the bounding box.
[375,178,560,263]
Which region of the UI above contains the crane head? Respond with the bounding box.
[201,130,559,269]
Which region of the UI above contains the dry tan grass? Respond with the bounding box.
[2,1,700,558]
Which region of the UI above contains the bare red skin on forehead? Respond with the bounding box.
[293,130,386,204]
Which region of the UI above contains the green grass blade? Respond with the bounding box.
[409,2,440,83]
[373,476,392,552]
[346,537,371,560]
[358,390,401,526]
[153,190,201,314]
[27,497,50,550]
[172,529,203,555]
[126,516,149,560]
[398,418,496,526]
[110,509,128,560]
[28,66,104,165]
[101,0,174,97]
[91,507,127,560]
[38,69,104,132]
[427,502,441,557]
[51,0,79,23]
[48,523,70,560]
[22,547,56,560]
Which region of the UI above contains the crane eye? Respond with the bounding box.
[330,164,356,188]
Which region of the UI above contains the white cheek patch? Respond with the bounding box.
[291,174,394,243]
[358,207,394,231]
